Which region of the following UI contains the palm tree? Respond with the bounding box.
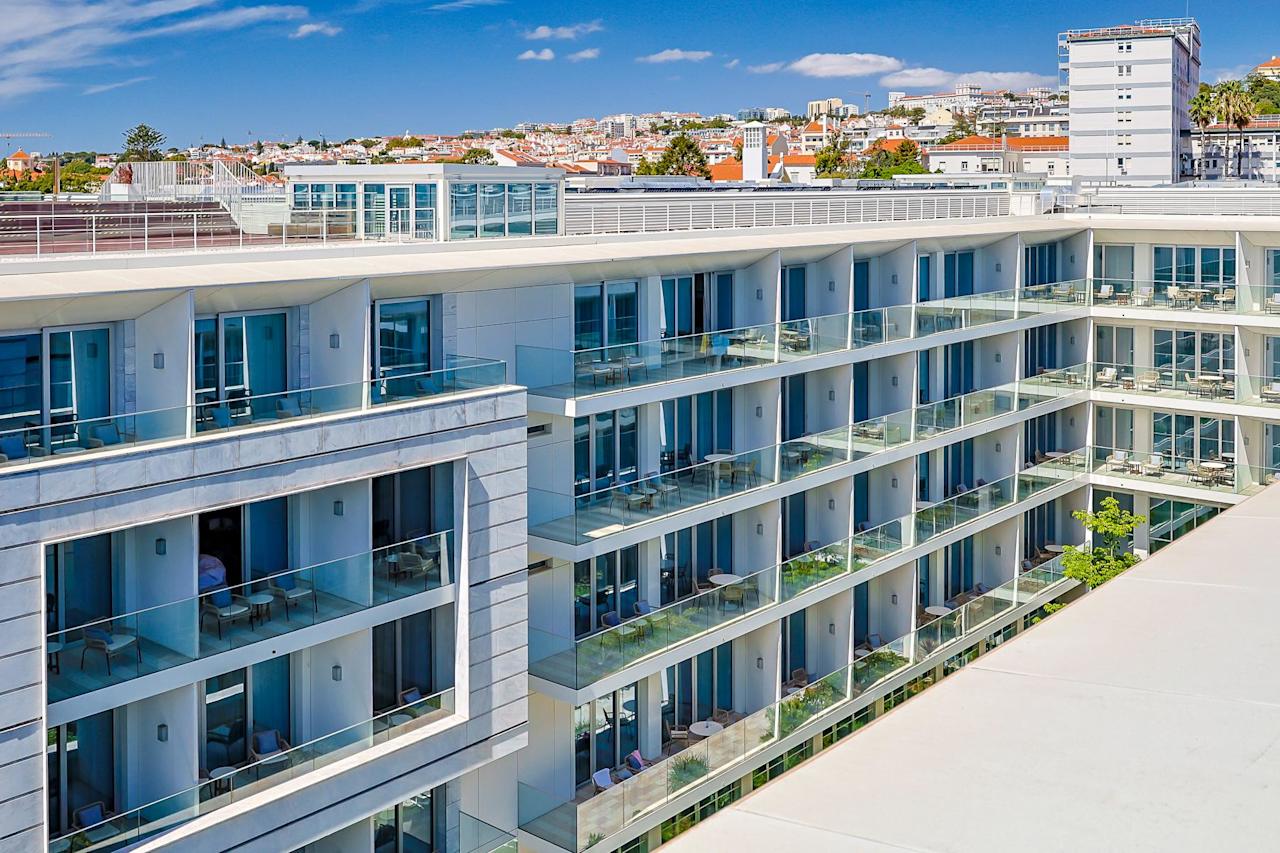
[1215,80,1255,178]
[1187,88,1216,179]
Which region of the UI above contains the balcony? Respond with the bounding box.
[1090,445,1273,496]
[528,451,1085,691]
[519,565,1073,852]
[517,285,1082,403]
[0,357,506,473]
[528,367,1087,547]
[48,687,456,853]
[47,532,453,703]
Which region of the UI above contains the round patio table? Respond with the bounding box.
[689,720,723,738]
[924,605,952,618]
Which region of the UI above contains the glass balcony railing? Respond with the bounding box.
[516,284,1082,401]
[529,516,909,689]
[1090,445,1274,496]
[47,532,454,703]
[459,812,518,853]
[529,451,1084,691]
[529,372,1087,546]
[0,357,506,471]
[48,687,457,853]
[519,565,1071,852]
[1086,277,1241,311]
[1088,361,1238,403]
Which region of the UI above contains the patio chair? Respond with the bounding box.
[72,801,114,831]
[1137,370,1162,392]
[1021,559,1034,571]
[625,750,653,773]
[0,433,47,464]
[1094,366,1118,387]
[1186,372,1213,398]
[782,668,809,690]
[860,633,884,652]
[1167,286,1191,309]
[200,585,251,639]
[1268,293,1280,314]
[274,396,307,419]
[207,406,234,430]
[1095,284,1114,302]
[610,483,651,518]
[718,584,745,612]
[1214,288,1236,310]
[646,470,680,505]
[1141,453,1165,476]
[249,729,291,763]
[974,582,992,594]
[1189,463,1213,485]
[1106,450,1128,471]
[592,768,616,793]
[80,624,140,675]
[730,458,759,487]
[1133,286,1154,306]
[1261,381,1280,404]
[87,422,131,449]
[268,571,317,619]
[399,686,424,707]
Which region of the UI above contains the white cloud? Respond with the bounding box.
[290,21,341,38]
[747,61,784,74]
[723,58,739,69]
[0,0,313,103]
[83,74,152,94]
[637,48,712,64]
[567,48,599,62]
[1207,64,1254,83]
[429,0,503,10]
[787,52,902,78]
[517,48,554,61]
[524,20,601,40]
[880,67,1056,90]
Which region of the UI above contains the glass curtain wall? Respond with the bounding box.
[375,790,442,853]
[1152,412,1234,469]
[660,391,732,472]
[661,273,734,338]
[0,327,111,452]
[574,282,639,351]
[661,643,733,741]
[373,610,440,713]
[573,408,638,499]
[1094,244,1135,293]
[203,660,293,773]
[661,518,733,605]
[371,463,454,550]
[194,312,288,424]
[1024,243,1058,286]
[372,299,433,401]
[573,546,640,637]
[47,710,115,837]
[574,682,641,788]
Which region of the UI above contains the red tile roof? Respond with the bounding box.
[709,158,743,181]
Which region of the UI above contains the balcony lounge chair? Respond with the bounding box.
[87,422,131,449]
[72,801,114,832]
[1095,284,1114,302]
[1133,286,1154,306]
[0,433,47,464]
[1167,286,1190,309]
[1095,366,1118,387]
[1136,370,1162,392]
[1106,450,1129,472]
[249,729,291,763]
[80,624,140,675]
[592,768,617,794]
[1215,288,1236,310]
[268,571,317,619]
[200,584,251,640]
[625,750,653,773]
[857,633,884,653]
[1142,453,1165,477]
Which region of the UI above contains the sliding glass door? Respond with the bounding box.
[372,299,432,401]
[194,311,288,425]
[0,326,111,452]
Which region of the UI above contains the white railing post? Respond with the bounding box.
[91,215,96,255]
[192,212,198,250]
[35,215,41,256]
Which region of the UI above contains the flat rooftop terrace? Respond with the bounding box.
[665,483,1280,853]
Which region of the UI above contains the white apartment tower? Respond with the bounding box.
[1063,18,1201,185]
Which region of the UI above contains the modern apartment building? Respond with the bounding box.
[1062,18,1201,185]
[5,169,1280,853]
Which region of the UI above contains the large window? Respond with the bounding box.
[660,272,734,338]
[943,251,975,297]
[374,610,443,713]
[47,711,115,837]
[449,183,478,239]
[1153,329,1234,381]
[290,183,356,210]
[662,643,733,739]
[372,299,432,401]
[534,183,559,235]
[194,312,288,427]
[1094,244,1135,291]
[375,791,442,853]
[413,183,437,239]
[203,660,293,773]
[1154,245,1235,297]
[660,391,732,473]
[574,682,639,788]
[507,182,532,236]
[573,281,638,351]
[479,183,506,238]
[661,518,733,605]
[573,408,638,498]
[0,327,111,453]
[363,184,386,237]
[446,181,557,239]
[1153,412,1234,469]
[1024,243,1058,286]
[1149,499,1220,552]
[573,546,640,637]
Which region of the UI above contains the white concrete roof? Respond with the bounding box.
[665,484,1280,853]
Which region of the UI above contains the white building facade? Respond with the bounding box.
[6,172,1280,853]
[1063,18,1201,185]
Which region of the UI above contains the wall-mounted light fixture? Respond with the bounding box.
[333,500,344,516]
[756,523,764,535]
[994,352,1002,363]
[155,538,166,556]
[828,498,836,510]
[828,280,835,292]
[1069,417,1075,427]
[153,352,165,370]
[891,593,898,605]
[332,664,343,682]
[891,477,898,488]
[891,376,898,387]
[1069,254,1075,265]
[995,262,1002,273]
[755,406,763,418]
[995,545,1002,556]
[891,273,899,285]
[157,724,168,742]
[756,288,763,301]
[1069,336,1076,346]
[756,657,763,670]
[995,442,1002,453]
[330,333,341,349]
[828,622,835,635]
[828,389,835,401]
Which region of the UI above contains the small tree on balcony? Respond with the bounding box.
[1061,496,1146,589]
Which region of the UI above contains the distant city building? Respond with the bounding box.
[1063,17,1201,185]
[806,98,845,119]
[926,135,1070,178]
[1254,56,1280,79]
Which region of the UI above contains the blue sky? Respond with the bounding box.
[0,0,1267,151]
